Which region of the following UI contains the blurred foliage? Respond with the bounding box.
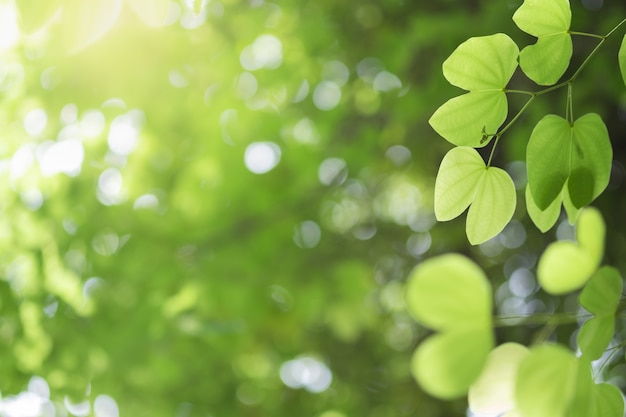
[0,0,625,416]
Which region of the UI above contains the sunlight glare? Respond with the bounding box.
[280,357,332,393]
[313,81,341,111]
[23,109,47,137]
[38,139,84,177]
[240,35,283,71]
[94,394,119,417]
[244,142,281,174]
[108,111,143,155]
[97,168,125,205]
[0,3,20,52]
[318,158,347,186]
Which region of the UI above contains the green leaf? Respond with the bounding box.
[617,35,626,88]
[562,183,582,224]
[405,254,492,330]
[434,147,516,244]
[527,114,612,211]
[466,166,516,245]
[519,35,573,85]
[576,206,605,264]
[525,185,560,232]
[513,0,572,85]
[434,147,486,221]
[468,343,530,416]
[527,115,570,210]
[537,242,596,294]
[513,0,571,37]
[515,344,578,417]
[568,361,593,417]
[411,329,494,399]
[580,267,623,316]
[442,34,519,91]
[537,207,605,294]
[577,316,614,361]
[567,114,612,209]
[429,92,508,147]
[592,383,625,417]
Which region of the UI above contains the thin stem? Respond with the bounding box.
[503,89,535,96]
[569,31,606,40]
[493,311,589,328]
[566,82,574,123]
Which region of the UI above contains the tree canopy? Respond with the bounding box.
[1,1,626,417]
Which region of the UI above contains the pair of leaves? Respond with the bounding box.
[429,34,519,148]
[469,343,624,417]
[537,207,604,294]
[577,267,623,360]
[405,254,493,398]
[513,0,572,85]
[526,113,611,231]
[435,147,516,245]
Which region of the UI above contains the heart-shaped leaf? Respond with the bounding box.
[411,328,494,399]
[513,0,572,85]
[518,35,572,85]
[442,33,519,91]
[569,362,625,417]
[527,114,611,211]
[537,207,605,294]
[468,343,530,416]
[406,254,492,330]
[515,344,578,417]
[435,147,516,245]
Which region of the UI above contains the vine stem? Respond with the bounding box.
[487,95,535,166]
[493,311,588,328]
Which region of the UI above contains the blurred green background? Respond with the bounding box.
[1,0,626,416]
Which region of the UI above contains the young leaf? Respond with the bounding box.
[429,92,507,147]
[527,115,570,210]
[435,147,516,244]
[14,0,63,34]
[434,147,486,221]
[430,33,518,147]
[513,0,572,85]
[442,34,519,91]
[512,0,571,37]
[468,343,530,416]
[525,185,560,232]
[411,329,494,399]
[515,344,578,417]
[537,207,605,294]
[579,267,622,316]
[518,35,573,85]
[619,34,626,87]
[405,254,492,330]
[577,316,614,361]
[466,167,516,245]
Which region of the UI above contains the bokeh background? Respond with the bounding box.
[1,0,626,416]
